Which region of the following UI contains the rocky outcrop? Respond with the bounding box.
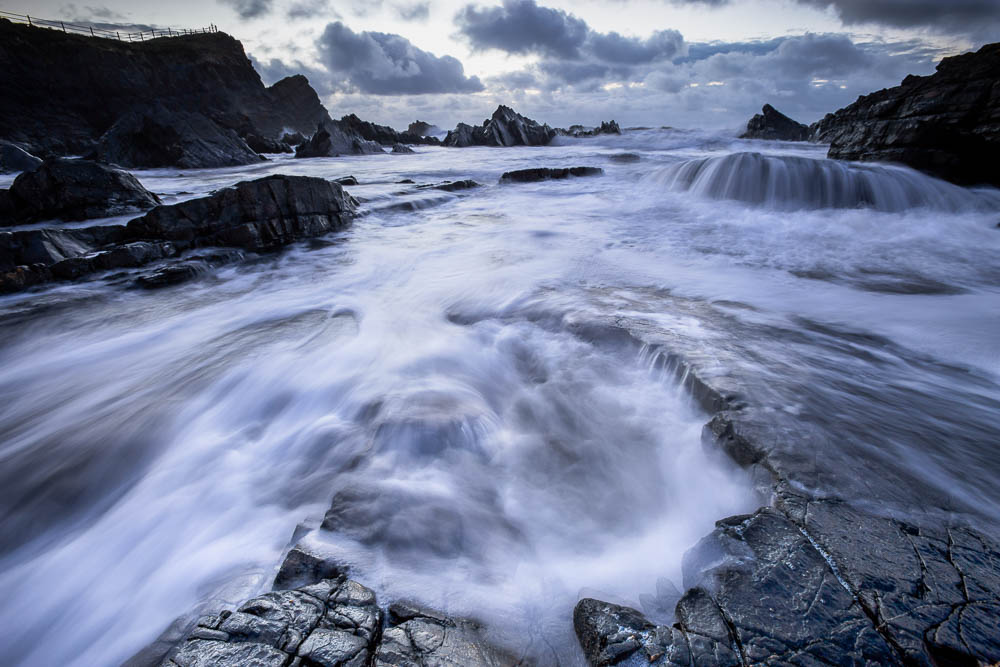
[500,166,603,183]
[444,106,556,147]
[740,104,809,141]
[1,158,160,224]
[0,140,42,173]
[295,121,386,158]
[96,108,264,169]
[160,574,516,667]
[0,19,330,157]
[557,120,622,137]
[336,114,439,147]
[391,143,415,154]
[407,120,442,137]
[813,41,1000,186]
[127,174,355,251]
[0,174,354,293]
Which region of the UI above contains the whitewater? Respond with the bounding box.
[1,129,999,665]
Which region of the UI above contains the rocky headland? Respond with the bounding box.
[741,41,1000,187]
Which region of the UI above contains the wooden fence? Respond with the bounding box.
[0,10,217,42]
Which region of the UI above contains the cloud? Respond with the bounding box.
[316,21,484,94]
[218,0,274,20]
[287,0,337,20]
[396,1,430,20]
[455,0,589,58]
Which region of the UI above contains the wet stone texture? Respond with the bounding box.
[574,491,1000,666]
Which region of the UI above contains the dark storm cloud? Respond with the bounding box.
[455,0,686,66]
[455,0,589,58]
[218,0,274,20]
[316,21,484,94]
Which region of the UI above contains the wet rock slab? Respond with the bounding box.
[500,167,603,183]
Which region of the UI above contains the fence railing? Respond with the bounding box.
[0,10,217,42]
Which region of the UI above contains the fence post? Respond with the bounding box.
[90,26,94,36]
[61,21,66,32]
[116,31,120,40]
[26,15,32,26]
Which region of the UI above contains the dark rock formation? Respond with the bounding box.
[417,179,481,192]
[813,42,1000,186]
[575,494,1000,666]
[740,104,809,141]
[96,108,264,169]
[0,19,330,156]
[336,114,439,147]
[444,106,556,147]
[0,174,354,293]
[500,166,603,183]
[243,134,293,155]
[127,174,355,251]
[334,176,359,186]
[406,120,442,137]
[162,576,381,667]
[295,121,386,158]
[1,158,160,224]
[0,140,42,173]
[134,250,245,289]
[391,143,415,154]
[557,120,622,137]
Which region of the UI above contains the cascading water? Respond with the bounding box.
[646,150,1000,211]
[1,129,999,666]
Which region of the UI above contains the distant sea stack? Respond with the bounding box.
[0,18,330,159]
[813,41,1000,187]
[740,104,809,141]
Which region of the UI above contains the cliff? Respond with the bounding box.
[0,19,330,156]
[812,42,1000,187]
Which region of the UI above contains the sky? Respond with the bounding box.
[11,0,1000,130]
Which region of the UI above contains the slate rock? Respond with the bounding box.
[0,140,42,174]
[1,158,160,224]
[392,143,415,154]
[444,106,556,147]
[97,107,264,169]
[295,120,386,158]
[740,104,810,141]
[500,167,603,183]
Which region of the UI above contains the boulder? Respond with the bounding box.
[416,179,480,192]
[391,143,415,154]
[500,166,603,183]
[406,120,442,137]
[295,120,385,158]
[812,41,1000,186]
[740,104,809,141]
[0,140,42,173]
[243,134,292,154]
[1,158,160,224]
[96,108,264,169]
[127,174,355,251]
[444,106,556,147]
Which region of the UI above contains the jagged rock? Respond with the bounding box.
[407,120,441,137]
[163,577,381,667]
[374,601,519,667]
[295,120,386,158]
[0,19,330,156]
[0,140,42,173]
[243,134,293,154]
[557,120,622,138]
[813,41,1000,186]
[444,106,556,147]
[133,250,246,289]
[334,176,359,186]
[575,499,1000,666]
[280,131,307,147]
[500,167,603,183]
[96,107,264,169]
[127,174,355,251]
[273,543,347,591]
[391,143,415,154]
[336,114,438,147]
[740,104,809,141]
[1,158,160,224]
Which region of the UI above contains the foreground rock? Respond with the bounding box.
[162,560,517,667]
[1,158,160,224]
[0,140,42,173]
[813,41,1000,186]
[97,108,263,169]
[575,493,1000,665]
[740,104,809,141]
[444,106,556,147]
[0,174,354,293]
[500,167,603,183]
